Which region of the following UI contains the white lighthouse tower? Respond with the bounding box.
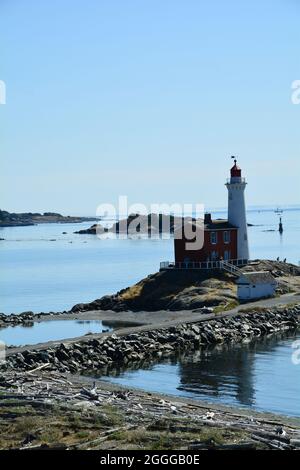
[225,158,249,261]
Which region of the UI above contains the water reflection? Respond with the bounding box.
[178,344,256,406]
[0,320,113,346]
[101,330,300,417]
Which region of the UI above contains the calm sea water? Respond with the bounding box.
[0,320,112,347]
[0,207,299,314]
[103,330,300,417]
[0,207,299,417]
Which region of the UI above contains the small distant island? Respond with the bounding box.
[75,213,255,236]
[74,213,194,235]
[0,209,98,227]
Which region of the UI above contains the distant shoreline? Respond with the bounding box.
[0,209,99,227]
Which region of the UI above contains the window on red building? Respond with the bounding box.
[210,232,217,244]
[223,231,230,244]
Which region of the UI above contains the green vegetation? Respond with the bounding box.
[0,399,111,449]
[239,306,269,314]
[99,404,124,426]
[214,300,239,314]
[0,398,264,450]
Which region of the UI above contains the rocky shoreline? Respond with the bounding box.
[71,260,300,313]
[3,304,300,374]
[0,209,98,227]
[0,310,72,329]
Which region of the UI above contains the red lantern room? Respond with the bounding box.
[230,158,241,177]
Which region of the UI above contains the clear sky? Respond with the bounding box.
[1,0,299,215]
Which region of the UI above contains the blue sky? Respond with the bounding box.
[0,0,299,215]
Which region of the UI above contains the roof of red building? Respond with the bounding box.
[204,219,238,230]
[174,219,237,234]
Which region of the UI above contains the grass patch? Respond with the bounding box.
[239,306,268,314]
[106,421,247,450]
[97,404,124,427]
[0,397,261,450]
[13,416,38,435]
[39,427,61,444]
[197,427,226,445]
[214,300,239,314]
[149,433,174,450]
[108,428,148,444]
[74,430,90,439]
[119,284,143,301]
[0,400,121,449]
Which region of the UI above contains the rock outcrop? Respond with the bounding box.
[74,213,192,235]
[0,310,69,328]
[71,260,300,313]
[0,311,35,328]
[71,269,238,312]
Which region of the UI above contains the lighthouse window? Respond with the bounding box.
[223,231,230,244]
[210,232,217,244]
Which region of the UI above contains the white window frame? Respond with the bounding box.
[223,230,230,244]
[210,231,217,244]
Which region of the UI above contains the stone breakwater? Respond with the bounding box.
[0,311,36,327]
[0,310,71,328]
[2,304,300,374]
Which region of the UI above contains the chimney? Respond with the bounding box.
[204,213,212,224]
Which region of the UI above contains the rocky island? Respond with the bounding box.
[0,209,98,227]
[74,213,192,235]
[75,213,255,236]
[71,260,300,313]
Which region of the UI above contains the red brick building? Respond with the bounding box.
[174,213,238,264]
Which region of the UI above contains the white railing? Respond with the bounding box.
[220,260,244,277]
[160,259,248,271]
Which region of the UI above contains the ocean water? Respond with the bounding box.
[102,330,300,417]
[0,207,299,314]
[0,320,112,347]
[0,207,299,417]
